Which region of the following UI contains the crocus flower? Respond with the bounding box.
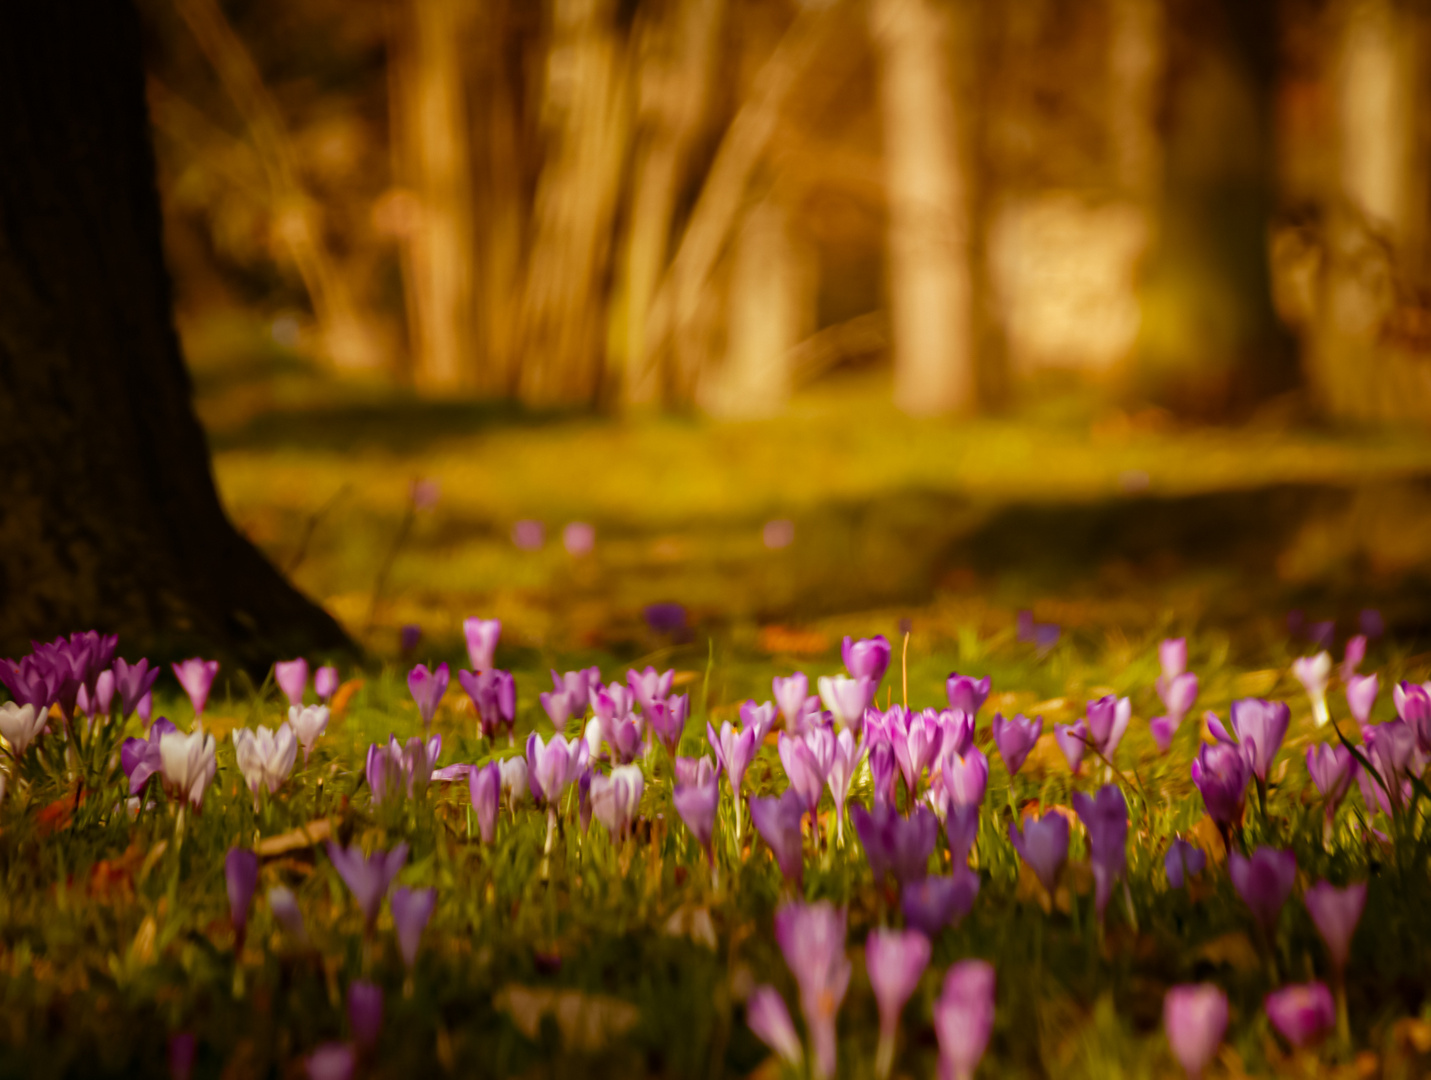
[0,655,56,713]
[551,669,593,717]
[499,757,529,806]
[825,728,864,844]
[76,669,114,717]
[778,731,829,815]
[0,702,47,759]
[1360,720,1417,814]
[945,673,991,717]
[112,657,160,720]
[708,720,758,825]
[1392,679,1431,752]
[941,804,981,868]
[289,705,330,764]
[1207,698,1290,782]
[1229,846,1297,934]
[171,658,218,718]
[869,740,898,806]
[746,986,803,1069]
[399,624,421,654]
[938,746,989,809]
[1304,881,1366,974]
[326,841,408,928]
[1159,673,1200,726]
[1085,696,1131,760]
[391,886,436,969]
[1009,812,1069,897]
[463,617,500,670]
[348,980,382,1051]
[774,902,850,1080]
[933,960,995,1080]
[901,871,979,937]
[306,1042,355,1080]
[750,790,805,884]
[1305,744,1357,816]
[1072,784,1128,920]
[991,713,1042,777]
[852,803,937,885]
[540,688,573,730]
[939,709,975,756]
[460,669,517,741]
[602,708,644,764]
[525,733,589,805]
[138,691,153,723]
[233,723,298,806]
[740,700,779,743]
[366,737,408,807]
[647,694,689,760]
[159,724,218,809]
[1341,634,1367,682]
[645,603,689,634]
[1292,652,1332,727]
[1164,838,1206,889]
[1149,715,1180,754]
[674,771,719,864]
[274,659,308,709]
[866,928,930,1079]
[842,635,891,685]
[628,666,675,715]
[1163,984,1227,1079]
[818,674,874,732]
[773,673,810,730]
[469,762,501,844]
[407,663,449,727]
[1190,742,1250,827]
[314,665,339,702]
[226,847,259,948]
[1345,673,1378,726]
[893,708,943,798]
[121,718,177,795]
[1265,983,1335,1047]
[1054,719,1086,774]
[590,764,644,840]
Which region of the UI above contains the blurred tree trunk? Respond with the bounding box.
[0,0,354,662]
[1133,0,1296,415]
[870,0,975,416]
[389,0,478,392]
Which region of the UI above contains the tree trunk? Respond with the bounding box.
[870,0,975,416]
[0,1,354,665]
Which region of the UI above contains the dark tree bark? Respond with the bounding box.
[0,1,354,665]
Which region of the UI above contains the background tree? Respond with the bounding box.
[0,0,353,663]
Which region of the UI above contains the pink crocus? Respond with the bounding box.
[817,674,874,731]
[708,720,758,835]
[1345,673,1378,726]
[407,663,449,727]
[746,985,803,1069]
[750,790,805,884]
[463,617,500,671]
[627,666,675,715]
[1229,846,1297,934]
[1303,881,1366,975]
[1009,812,1069,897]
[893,708,943,797]
[740,699,779,743]
[1190,741,1250,828]
[647,694,690,760]
[1054,719,1087,774]
[842,635,891,685]
[1392,679,1431,752]
[674,770,719,865]
[1085,695,1131,760]
[773,673,810,730]
[1360,720,1416,814]
[314,665,339,702]
[1159,673,1200,725]
[590,764,644,841]
[945,673,991,717]
[112,657,160,720]
[525,733,589,805]
[550,669,594,717]
[274,658,308,709]
[991,713,1042,777]
[1149,715,1180,754]
[1341,634,1367,682]
[390,886,436,969]
[171,658,219,718]
[1072,784,1128,921]
[774,902,850,1080]
[1163,983,1227,1079]
[1305,744,1357,818]
[934,960,995,1080]
[938,746,989,809]
[825,728,864,845]
[1265,983,1335,1047]
[469,762,501,844]
[778,731,829,815]
[866,928,930,1079]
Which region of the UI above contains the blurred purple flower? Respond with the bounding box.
[268,885,306,944]
[0,655,57,713]
[773,673,810,730]
[526,733,589,805]
[1392,680,1431,753]
[852,803,937,885]
[750,790,805,884]
[1265,983,1335,1048]
[945,673,991,717]
[762,519,795,550]
[746,985,802,1067]
[462,617,500,671]
[938,746,989,809]
[326,841,408,929]
[647,694,690,760]
[399,624,421,654]
[121,717,177,795]
[169,1033,196,1080]
[740,700,778,743]
[934,960,995,1080]
[171,658,219,718]
[460,669,516,740]
[818,674,874,731]
[778,731,829,814]
[391,886,436,969]
[1158,673,1199,725]
[1072,784,1128,920]
[1229,846,1296,934]
[1164,838,1206,890]
[591,764,644,840]
[941,804,981,868]
[674,771,719,864]
[1208,699,1289,784]
[869,740,898,807]
[892,709,943,797]
[1308,619,1336,650]
[939,709,974,757]
[991,713,1042,777]
[1159,637,1187,680]
[407,663,449,727]
[1292,652,1332,727]
[74,668,113,717]
[1359,720,1417,814]
[841,635,891,685]
[709,720,758,806]
[1341,634,1367,683]
[409,477,440,510]
[225,847,259,947]
[1163,984,1227,1079]
[274,658,308,709]
[1149,715,1180,754]
[469,762,501,844]
[1190,741,1250,827]
[563,521,595,555]
[511,520,544,550]
[1305,744,1357,816]
[1359,608,1384,639]
[775,902,850,1080]
[1345,674,1378,726]
[550,669,593,717]
[112,657,160,720]
[314,665,339,702]
[1008,812,1068,896]
[1054,719,1087,774]
[643,602,688,635]
[306,1042,356,1080]
[825,728,864,843]
[1304,880,1366,974]
[628,666,675,715]
[348,980,382,1051]
[867,928,930,1078]
[1085,695,1131,760]
[901,870,979,937]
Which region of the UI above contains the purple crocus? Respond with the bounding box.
[1085,696,1131,760]
[893,708,943,798]
[852,803,938,885]
[628,666,675,715]
[225,847,259,949]
[773,673,810,730]
[1361,720,1417,814]
[551,669,593,717]
[390,886,436,969]
[1072,784,1128,920]
[525,733,589,805]
[0,654,57,713]
[901,871,979,937]
[708,720,758,833]
[1163,984,1227,1079]
[825,728,864,845]
[939,709,975,756]
[1159,637,1187,680]
[1264,983,1335,1047]
[171,658,218,717]
[1392,679,1431,751]
[945,673,991,717]
[1341,634,1367,682]
[75,669,114,718]
[938,747,989,809]
[774,902,850,1080]
[1208,698,1290,783]
[778,731,829,815]
[314,665,339,702]
[268,886,307,944]
[991,713,1042,777]
[122,717,178,795]
[460,669,517,741]
[1054,720,1087,774]
[647,693,690,760]
[1008,811,1069,897]
[463,617,500,671]
[469,762,501,844]
[746,986,803,1069]
[674,771,719,865]
[327,841,409,929]
[1164,839,1206,890]
[869,740,898,807]
[842,635,891,685]
[1229,846,1296,934]
[590,764,644,840]
[1345,674,1378,726]
[750,790,805,884]
[740,700,779,743]
[866,928,930,1079]
[934,960,995,1080]
[1190,742,1250,828]
[274,659,308,709]
[407,663,449,727]
[941,804,981,868]
[348,980,383,1051]
[1159,673,1200,726]
[817,674,874,731]
[1149,715,1180,754]
[1304,881,1366,974]
[112,657,160,720]
[1305,744,1357,817]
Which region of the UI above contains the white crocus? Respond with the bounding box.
[233,723,298,806]
[591,764,645,840]
[159,724,218,809]
[288,705,330,763]
[499,756,529,807]
[0,702,48,759]
[1292,651,1333,728]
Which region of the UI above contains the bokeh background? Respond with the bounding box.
[137,0,1431,662]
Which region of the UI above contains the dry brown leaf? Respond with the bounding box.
[256,818,331,857]
[494,985,640,1052]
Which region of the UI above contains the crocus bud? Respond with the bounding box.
[499,757,529,806]
[391,886,436,969]
[1340,634,1366,682]
[893,709,943,797]
[1190,742,1250,827]
[225,848,259,945]
[1303,881,1366,974]
[1164,838,1206,890]
[774,902,850,1080]
[841,635,891,685]
[746,986,803,1068]
[674,771,719,865]
[274,658,308,709]
[1163,984,1227,1079]
[1229,847,1296,934]
[347,980,383,1051]
[171,658,219,718]
[591,764,644,840]
[1054,720,1087,774]
[778,732,828,814]
[1264,983,1335,1047]
[772,673,810,729]
[627,666,675,715]
[934,960,995,1080]
[708,721,758,803]
[1149,716,1179,754]
[407,663,449,727]
[817,674,874,732]
[939,746,989,809]
[1292,652,1332,727]
[901,870,979,937]
[740,700,779,743]
[866,928,930,1078]
[463,617,500,671]
[1159,673,1199,725]
[314,665,339,702]
[1305,744,1356,815]
[1084,696,1131,759]
[991,713,1042,777]
[469,762,501,844]
[290,705,330,764]
[0,702,47,759]
[1008,812,1068,896]
[1072,784,1128,920]
[1345,674,1378,726]
[159,725,218,809]
[113,657,160,720]
[750,790,805,884]
[945,673,991,717]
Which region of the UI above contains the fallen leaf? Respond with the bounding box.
[256,819,331,857]
[494,985,640,1052]
[329,679,365,723]
[1196,931,1259,973]
[757,626,831,656]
